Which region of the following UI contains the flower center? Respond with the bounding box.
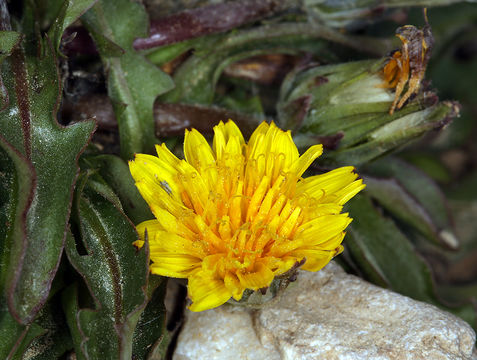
[178,150,307,275]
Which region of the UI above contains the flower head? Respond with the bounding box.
[129,120,365,311]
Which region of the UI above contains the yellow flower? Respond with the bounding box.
[129,120,365,311]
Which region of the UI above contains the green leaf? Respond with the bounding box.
[132,278,169,360]
[448,171,477,201]
[0,139,38,359]
[48,0,98,51]
[81,0,174,159]
[346,194,438,303]
[83,171,124,211]
[63,176,150,360]
[0,309,45,360]
[400,152,452,184]
[146,40,196,66]
[21,295,73,360]
[61,283,83,359]
[363,175,441,245]
[0,1,97,329]
[364,157,458,248]
[0,31,22,109]
[82,154,153,224]
[0,33,96,324]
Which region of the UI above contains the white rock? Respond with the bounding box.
[173,262,476,360]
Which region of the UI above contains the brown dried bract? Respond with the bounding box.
[382,10,434,114]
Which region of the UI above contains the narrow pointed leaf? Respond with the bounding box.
[363,176,447,248]
[365,157,458,248]
[346,194,437,302]
[0,139,37,359]
[0,310,45,360]
[0,1,96,325]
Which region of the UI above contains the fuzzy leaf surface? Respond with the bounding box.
[83,154,153,224]
[64,175,149,360]
[132,278,169,359]
[81,0,174,159]
[0,37,95,325]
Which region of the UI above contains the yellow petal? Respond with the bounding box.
[297,166,364,205]
[148,206,196,239]
[331,179,366,205]
[270,214,351,257]
[129,154,182,203]
[291,248,334,271]
[155,143,181,167]
[269,127,299,171]
[237,262,274,290]
[304,203,343,220]
[213,120,245,160]
[247,122,299,176]
[291,144,323,178]
[136,219,162,242]
[153,231,207,258]
[184,129,218,190]
[259,256,299,276]
[313,231,346,251]
[150,253,202,278]
[224,271,245,301]
[188,273,232,312]
[201,253,225,274]
[298,214,352,245]
[246,121,270,158]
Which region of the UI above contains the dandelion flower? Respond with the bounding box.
[129,120,365,311]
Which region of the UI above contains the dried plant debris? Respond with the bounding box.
[382,10,434,114]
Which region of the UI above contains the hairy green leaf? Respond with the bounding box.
[83,154,153,224]
[63,174,150,360]
[0,310,45,360]
[0,39,95,324]
[132,278,169,360]
[81,0,174,159]
[0,140,37,359]
[20,295,73,360]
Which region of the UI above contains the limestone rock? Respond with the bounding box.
[174,262,476,360]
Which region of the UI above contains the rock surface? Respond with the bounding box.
[174,262,476,360]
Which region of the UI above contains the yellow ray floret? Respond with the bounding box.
[129,120,365,311]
